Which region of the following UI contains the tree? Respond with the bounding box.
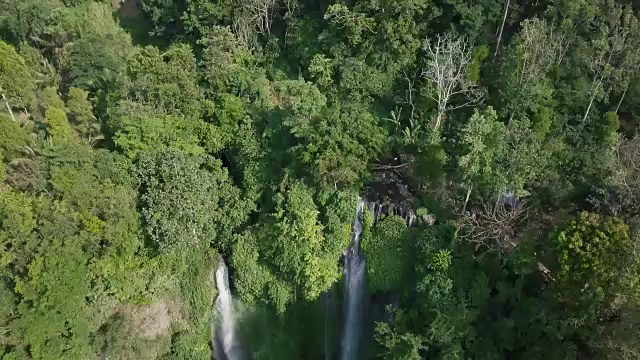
[375,321,426,360]
[0,168,149,358]
[180,0,232,37]
[612,13,640,113]
[552,212,638,315]
[122,44,205,118]
[198,26,262,97]
[613,134,640,206]
[458,107,507,202]
[595,111,619,147]
[0,155,6,182]
[277,94,386,189]
[66,87,97,138]
[134,149,246,253]
[497,18,565,122]
[312,0,432,101]
[227,119,266,205]
[0,41,35,111]
[459,199,528,252]
[323,4,375,49]
[422,32,482,136]
[361,215,409,292]
[140,0,185,36]
[66,34,127,87]
[231,233,292,313]
[494,0,510,56]
[458,107,547,204]
[45,108,73,142]
[0,114,29,160]
[258,181,342,302]
[580,3,639,123]
[111,112,206,158]
[233,0,284,47]
[0,193,98,359]
[0,0,64,43]
[41,86,65,110]
[375,224,474,359]
[12,229,95,359]
[442,0,504,44]
[503,117,550,195]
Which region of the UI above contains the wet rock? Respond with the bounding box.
[388,203,395,215]
[422,214,436,226]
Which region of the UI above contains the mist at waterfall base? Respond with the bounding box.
[212,198,415,360]
[212,256,343,360]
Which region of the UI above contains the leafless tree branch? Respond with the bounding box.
[422,32,482,132]
[458,199,529,253]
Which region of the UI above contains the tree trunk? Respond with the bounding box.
[435,110,444,131]
[494,0,511,57]
[616,82,630,113]
[462,186,472,215]
[582,88,598,123]
[1,93,16,122]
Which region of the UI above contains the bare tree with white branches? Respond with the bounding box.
[0,86,16,122]
[582,5,639,123]
[234,0,298,47]
[614,134,640,194]
[516,18,568,88]
[494,0,510,57]
[458,198,554,278]
[458,198,529,253]
[422,32,482,134]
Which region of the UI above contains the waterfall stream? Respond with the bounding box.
[340,197,417,360]
[211,196,416,360]
[341,198,366,360]
[213,257,240,360]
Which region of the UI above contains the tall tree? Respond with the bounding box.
[551,211,640,331]
[458,107,507,204]
[422,32,482,137]
[580,3,639,123]
[0,41,35,114]
[497,18,566,122]
[134,149,246,253]
[258,181,346,303]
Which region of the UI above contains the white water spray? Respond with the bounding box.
[213,257,240,360]
[341,198,366,360]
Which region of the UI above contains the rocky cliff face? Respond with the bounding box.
[364,169,436,227]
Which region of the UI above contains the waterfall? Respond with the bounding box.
[341,198,366,360]
[213,257,240,360]
[408,212,416,227]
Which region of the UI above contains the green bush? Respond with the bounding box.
[362,215,409,292]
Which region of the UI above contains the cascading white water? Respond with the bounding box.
[213,257,240,360]
[341,198,366,360]
[408,212,416,227]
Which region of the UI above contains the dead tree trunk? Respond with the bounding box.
[616,82,630,113]
[494,0,510,57]
[1,93,16,122]
[582,91,597,123]
[462,185,472,215]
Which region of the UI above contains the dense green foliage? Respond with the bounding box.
[362,214,409,292]
[2,0,640,359]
